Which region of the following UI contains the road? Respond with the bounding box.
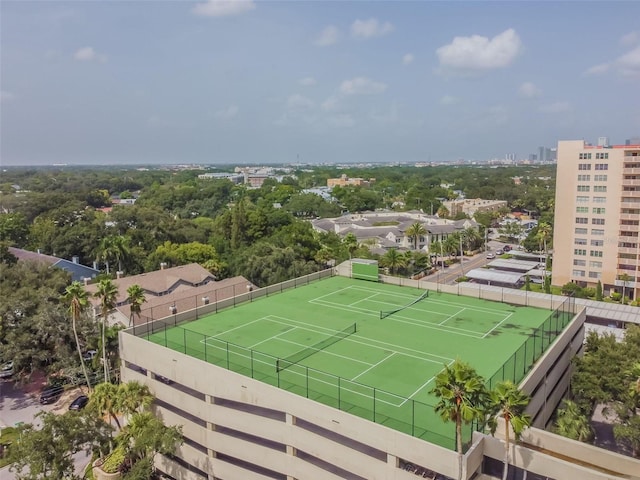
[423,239,510,286]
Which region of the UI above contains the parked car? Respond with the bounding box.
[0,361,14,378]
[68,395,89,410]
[503,245,512,252]
[486,253,496,259]
[39,385,64,404]
[82,350,98,362]
[496,249,504,255]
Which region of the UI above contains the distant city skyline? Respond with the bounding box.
[1,1,639,166]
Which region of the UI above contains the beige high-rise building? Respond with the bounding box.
[553,140,640,299]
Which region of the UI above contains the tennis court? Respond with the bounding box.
[145,275,563,447]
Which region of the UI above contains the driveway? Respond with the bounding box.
[0,378,91,479]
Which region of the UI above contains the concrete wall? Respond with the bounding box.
[121,333,461,480]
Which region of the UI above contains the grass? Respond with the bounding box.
[0,427,19,468]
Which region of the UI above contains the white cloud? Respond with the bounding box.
[584,63,610,75]
[0,91,15,103]
[440,95,460,105]
[299,77,317,86]
[518,82,541,98]
[321,96,340,112]
[616,45,640,76]
[215,105,239,120]
[539,101,570,114]
[402,53,414,66]
[315,25,339,47]
[191,0,255,17]
[436,28,522,73]
[350,18,394,39]
[286,94,315,111]
[585,45,640,77]
[620,31,640,47]
[339,77,387,95]
[74,46,106,62]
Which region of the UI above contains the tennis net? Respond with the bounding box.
[380,289,429,319]
[276,323,357,372]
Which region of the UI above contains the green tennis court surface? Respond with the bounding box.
[146,275,564,448]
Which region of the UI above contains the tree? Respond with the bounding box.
[95,278,119,382]
[619,273,632,305]
[380,248,407,276]
[8,410,112,480]
[126,284,146,327]
[537,222,552,293]
[554,400,593,442]
[62,281,93,391]
[343,233,358,260]
[405,222,427,251]
[431,359,488,480]
[487,381,532,480]
[596,280,603,301]
[116,381,154,418]
[91,381,123,430]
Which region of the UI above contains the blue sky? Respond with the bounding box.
[1,1,639,165]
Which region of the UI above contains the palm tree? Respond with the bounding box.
[111,235,131,273]
[62,281,93,391]
[554,400,593,442]
[405,222,427,251]
[344,232,358,260]
[619,273,632,304]
[91,381,122,430]
[487,381,532,480]
[431,359,488,480]
[380,248,407,276]
[95,278,119,383]
[126,284,146,327]
[116,381,154,418]
[96,236,116,274]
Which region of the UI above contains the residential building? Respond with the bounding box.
[327,174,375,188]
[552,140,640,299]
[441,198,507,218]
[311,211,478,252]
[8,247,100,282]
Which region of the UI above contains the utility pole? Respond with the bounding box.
[460,235,465,276]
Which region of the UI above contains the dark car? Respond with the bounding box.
[503,245,512,252]
[68,395,89,411]
[39,385,64,404]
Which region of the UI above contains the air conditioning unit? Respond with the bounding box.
[169,305,177,314]
[202,297,209,305]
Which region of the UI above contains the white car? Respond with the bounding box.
[0,361,14,378]
[486,253,496,259]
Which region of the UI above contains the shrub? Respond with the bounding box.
[101,445,126,474]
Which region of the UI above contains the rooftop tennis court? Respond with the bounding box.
[144,275,568,448]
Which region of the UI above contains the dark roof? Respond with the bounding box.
[8,247,100,282]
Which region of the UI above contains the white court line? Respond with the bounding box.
[266,315,451,364]
[351,352,395,382]
[425,297,510,316]
[350,293,381,307]
[482,312,514,339]
[312,285,357,302]
[249,326,295,350]
[201,342,404,408]
[275,337,374,366]
[439,308,466,326]
[400,376,436,406]
[200,316,270,344]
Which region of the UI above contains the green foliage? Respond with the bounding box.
[101,444,126,474]
[380,249,407,276]
[8,410,112,479]
[596,280,603,301]
[554,400,593,442]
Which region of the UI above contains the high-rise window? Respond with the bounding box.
[592,207,605,214]
[578,175,591,181]
[588,271,602,279]
[590,239,604,246]
[593,197,606,203]
[594,175,607,181]
[590,250,603,257]
[576,196,589,203]
[573,259,586,266]
[592,218,605,225]
[591,229,605,235]
[576,207,588,213]
[589,261,602,268]
[572,269,586,277]
[577,185,590,192]
[574,238,587,245]
[574,249,586,255]
[593,185,607,192]
[576,217,588,224]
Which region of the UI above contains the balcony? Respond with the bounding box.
[623,178,640,187]
[622,190,640,197]
[617,257,639,267]
[622,167,640,174]
[618,246,639,255]
[620,213,640,220]
[620,224,640,233]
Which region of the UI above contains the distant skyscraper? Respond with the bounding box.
[597,136,610,147]
[538,146,545,162]
[626,136,640,145]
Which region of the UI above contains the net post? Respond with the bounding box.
[373,388,376,423]
[338,377,341,410]
[250,350,254,378]
[204,333,207,362]
[226,343,229,369]
[306,367,309,398]
[183,329,187,354]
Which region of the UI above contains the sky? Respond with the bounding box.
[1,1,640,166]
